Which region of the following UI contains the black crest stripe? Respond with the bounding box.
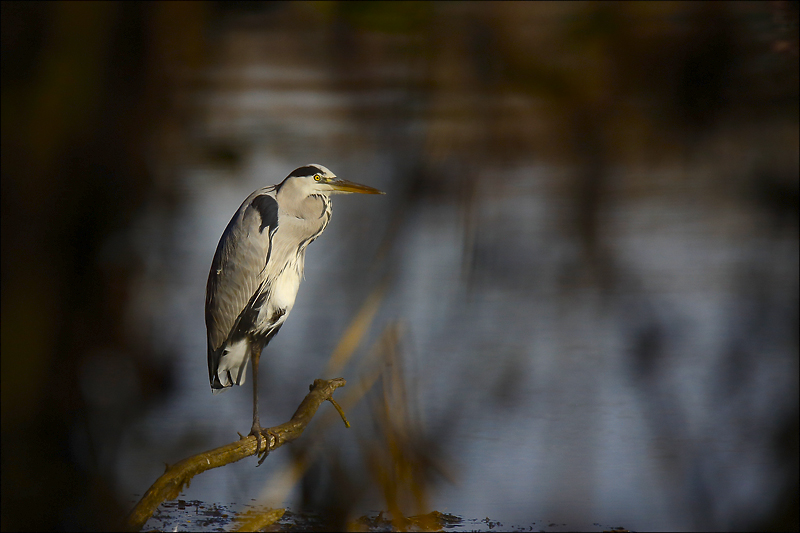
[287,165,321,178]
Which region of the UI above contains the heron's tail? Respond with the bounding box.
[208,338,250,393]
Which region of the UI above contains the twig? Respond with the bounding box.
[327,397,351,428]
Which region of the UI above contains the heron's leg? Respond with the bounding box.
[251,346,262,429]
[248,344,267,454]
[247,341,280,463]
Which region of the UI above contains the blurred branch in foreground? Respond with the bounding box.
[124,378,348,532]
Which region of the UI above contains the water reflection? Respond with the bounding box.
[3,3,796,531]
[122,7,797,530]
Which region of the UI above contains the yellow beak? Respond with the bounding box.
[327,178,385,195]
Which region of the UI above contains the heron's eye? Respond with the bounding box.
[314,174,321,181]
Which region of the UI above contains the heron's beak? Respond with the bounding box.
[327,178,385,195]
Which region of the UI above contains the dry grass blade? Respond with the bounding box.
[325,279,389,376]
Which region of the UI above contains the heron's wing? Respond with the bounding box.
[205,188,279,352]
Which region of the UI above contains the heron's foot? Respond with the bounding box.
[248,424,279,465]
[248,424,268,456]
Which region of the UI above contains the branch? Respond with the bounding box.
[124,378,348,532]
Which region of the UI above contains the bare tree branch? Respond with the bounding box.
[124,378,348,532]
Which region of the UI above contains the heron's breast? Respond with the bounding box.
[269,265,302,316]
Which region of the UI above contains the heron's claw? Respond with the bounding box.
[249,425,279,465]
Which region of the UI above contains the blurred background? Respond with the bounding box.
[2,2,798,531]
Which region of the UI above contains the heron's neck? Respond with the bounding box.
[276,185,327,217]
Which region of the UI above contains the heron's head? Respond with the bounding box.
[280,164,384,197]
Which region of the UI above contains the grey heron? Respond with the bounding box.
[205,164,383,449]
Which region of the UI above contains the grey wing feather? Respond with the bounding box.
[205,188,278,353]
